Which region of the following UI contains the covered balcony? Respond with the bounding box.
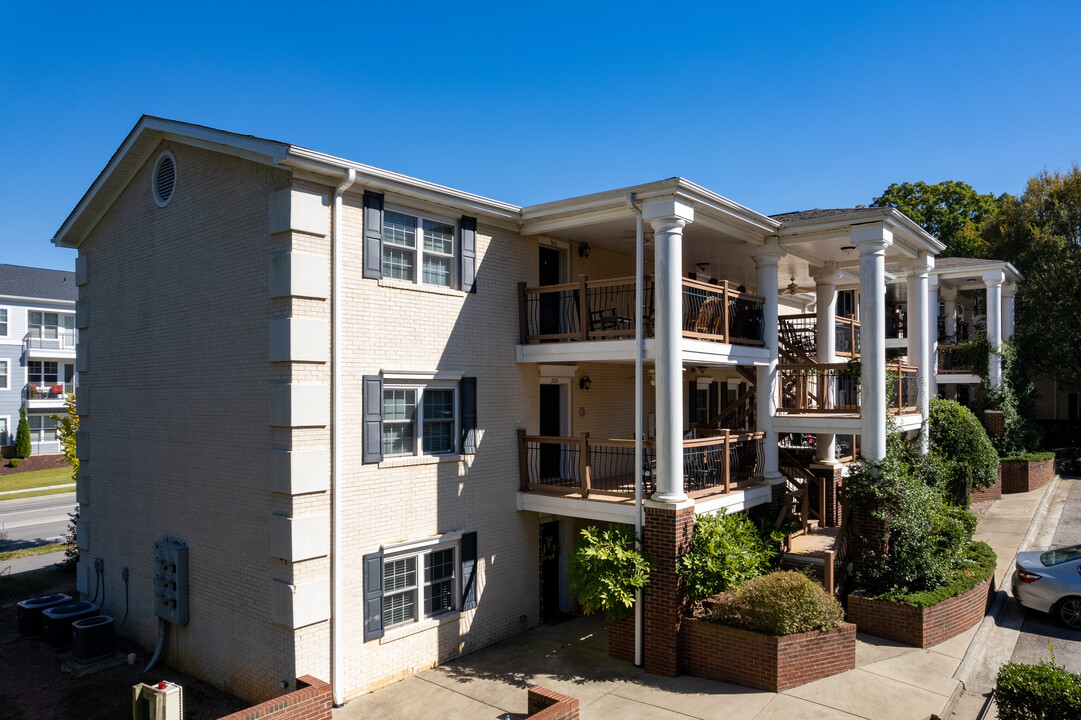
[515,428,771,523]
[23,382,74,410]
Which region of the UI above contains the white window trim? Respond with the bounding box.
[0,416,8,446]
[0,308,7,337]
[382,203,458,289]
[382,381,459,459]
[379,536,461,638]
[0,359,7,390]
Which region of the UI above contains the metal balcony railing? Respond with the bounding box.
[24,382,74,400]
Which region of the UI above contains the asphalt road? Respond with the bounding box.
[1010,477,1081,672]
[0,492,76,550]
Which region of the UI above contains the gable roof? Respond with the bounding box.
[0,264,77,302]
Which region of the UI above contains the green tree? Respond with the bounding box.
[871,180,1006,257]
[567,525,652,620]
[52,393,78,478]
[982,166,1081,388]
[14,407,32,459]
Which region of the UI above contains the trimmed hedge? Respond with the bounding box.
[876,541,995,607]
[1002,451,1055,463]
[997,658,1081,719]
[711,571,845,635]
[928,397,1000,505]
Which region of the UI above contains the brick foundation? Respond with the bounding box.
[983,410,1004,437]
[526,687,579,720]
[217,675,331,720]
[846,576,994,648]
[641,504,695,676]
[679,618,856,692]
[1000,458,1054,494]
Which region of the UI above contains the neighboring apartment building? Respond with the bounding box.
[52,117,945,706]
[0,264,78,456]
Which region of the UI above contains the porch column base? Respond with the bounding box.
[642,501,695,677]
[810,461,844,527]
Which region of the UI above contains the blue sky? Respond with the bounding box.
[2,1,1079,271]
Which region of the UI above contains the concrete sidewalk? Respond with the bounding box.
[336,482,1055,720]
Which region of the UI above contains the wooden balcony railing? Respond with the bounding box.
[518,275,765,347]
[517,428,764,499]
[778,315,860,359]
[778,360,918,415]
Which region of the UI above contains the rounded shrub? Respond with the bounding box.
[928,397,999,505]
[8,458,20,468]
[710,571,845,635]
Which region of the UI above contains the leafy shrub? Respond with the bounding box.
[996,655,1081,720]
[978,340,1042,456]
[8,458,19,468]
[567,525,652,621]
[15,408,31,459]
[677,510,781,604]
[928,397,999,505]
[1002,451,1055,463]
[877,541,995,606]
[710,571,845,635]
[841,451,978,595]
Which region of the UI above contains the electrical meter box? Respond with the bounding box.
[153,539,189,625]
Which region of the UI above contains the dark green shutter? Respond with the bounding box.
[363,549,384,642]
[363,375,383,463]
[460,216,477,293]
[688,381,698,425]
[460,377,477,454]
[708,381,719,422]
[363,191,384,279]
[461,532,477,611]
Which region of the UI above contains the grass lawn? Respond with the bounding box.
[0,467,74,494]
[0,543,66,562]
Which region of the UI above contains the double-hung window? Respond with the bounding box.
[27,312,74,350]
[0,360,7,390]
[382,384,458,458]
[382,208,456,288]
[381,543,458,630]
[0,308,7,336]
[28,415,57,443]
[0,418,7,446]
[29,361,59,389]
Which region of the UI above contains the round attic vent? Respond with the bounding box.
[152,151,177,207]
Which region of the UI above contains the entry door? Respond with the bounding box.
[540,520,561,624]
[538,246,564,337]
[539,384,562,480]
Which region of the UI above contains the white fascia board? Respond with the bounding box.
[936,373,981,385]
[891,413,925,432]
[682,340,771,367]
[694,484,772,515]
[517,491,639,525]
[517,339,656,364]
[282,147,521,224]
[774,414,863,434]
[0,295,76,306]
[934,261,1024,284]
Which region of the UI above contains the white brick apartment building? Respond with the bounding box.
[53,116,1002,706]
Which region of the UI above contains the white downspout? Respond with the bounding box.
[626,192,644,668]
[331,167,355,706]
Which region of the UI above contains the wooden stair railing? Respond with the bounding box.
[776,448,825,534]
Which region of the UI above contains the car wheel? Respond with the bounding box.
[1056,597,1081,629]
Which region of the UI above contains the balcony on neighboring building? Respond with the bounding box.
[23,329,77,360]
[23,382,74,410]
[517,275,768,366]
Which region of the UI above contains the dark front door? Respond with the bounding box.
[539,247,561,337]
[539,383,562,480]
[540,520,561,624]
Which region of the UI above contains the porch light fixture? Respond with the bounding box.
[579,376,592,390]
[578,243,591,258]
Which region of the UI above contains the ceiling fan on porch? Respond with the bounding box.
[783,276,815,296]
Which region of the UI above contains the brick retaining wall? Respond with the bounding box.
[217,675,331,720]
[970,470,1002,503]
[678,619,856,692]
[526,687,579,720]
[847,576,994,648]
[1000,458,1054,494]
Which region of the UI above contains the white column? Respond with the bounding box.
[812,263,842,464]
[942,286,958,340]
[644,198,694,503]
[1002,282,1016,341]
[753,239,785,485]
[852,224,892,462]
[928,274,939,399]
[905,253,933,453]
[984,270,1005,388]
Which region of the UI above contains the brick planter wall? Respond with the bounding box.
[526,687,579,720]
[970,470,1002,503]
[678,618,856,692]
[1000,458,1054,494]
[217,675,331,720]
[608,614,635,664]
[847,576,994,648]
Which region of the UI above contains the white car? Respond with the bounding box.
[1012,544,1081,629]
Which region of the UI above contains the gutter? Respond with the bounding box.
[331,167,356,707]
[625,192,644,668]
